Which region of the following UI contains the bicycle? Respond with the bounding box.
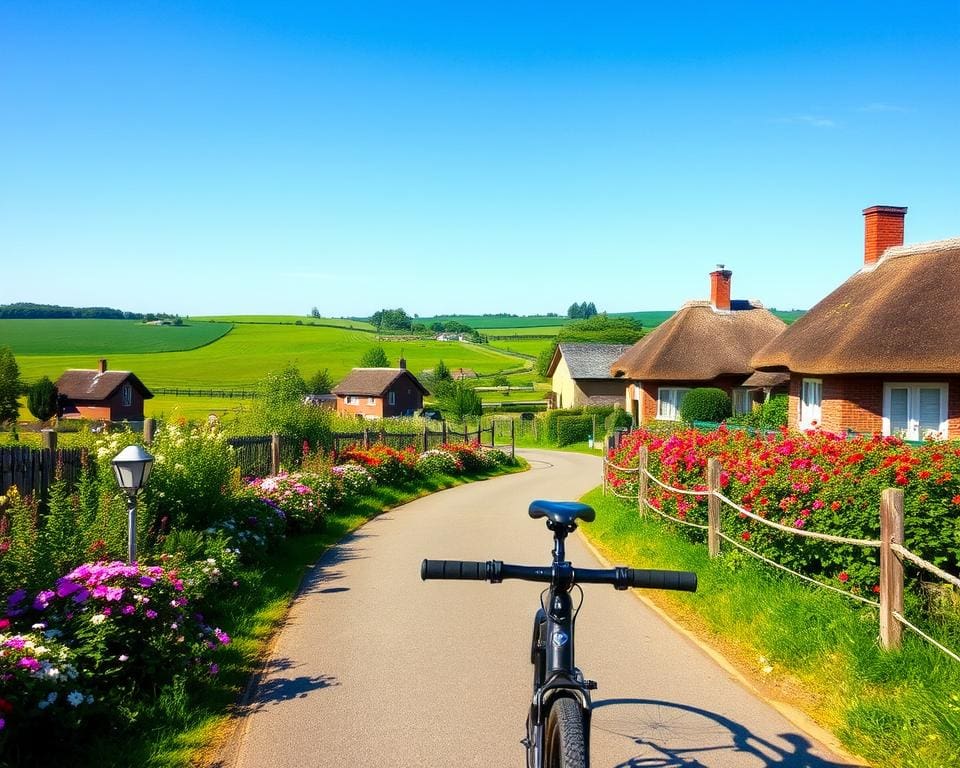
[421,499,698,768]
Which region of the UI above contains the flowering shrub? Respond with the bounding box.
[440,442,494,473]
[331,464,374,497]
[206,492,288,560]
[339,445,419,485]
[1,561,230,745]
[247,472,330,531]
[608,427,960,589]
[416,449,463,476]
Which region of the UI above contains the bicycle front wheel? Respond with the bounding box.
[544,696,587,768]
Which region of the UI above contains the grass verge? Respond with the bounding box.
[64,465,525,768]
[579,488,960,768]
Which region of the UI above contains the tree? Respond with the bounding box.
[27,377,58,422]
[257,363,308,410]
[0,346,23,425]
[434,359,452,382]
[307,369,333,394]
[370,308,412,331]
[311,306,321,318]
[439,381,483,421]
[360,346,390,367]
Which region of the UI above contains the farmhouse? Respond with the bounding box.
[332,359,429,418]
[752,206,960,439]
[55,359,153,423]
[611,270,786,424]
[546,343,631,408]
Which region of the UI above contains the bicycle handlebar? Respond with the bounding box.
[420,559,697,592]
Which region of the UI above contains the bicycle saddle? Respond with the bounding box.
[528,500,596,526]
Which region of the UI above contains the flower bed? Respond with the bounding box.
[607,427,960,590]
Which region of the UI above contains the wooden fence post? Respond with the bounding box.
[510,419,515,461]
[880,487,905,651]
[41,428,57,454]
[441,421,447,444]
[143,418,155,445]
[363,428,370,449]
[637,446,648,514]
[422,425,428,453]
[270,433,281,476]
[707,457,721,558]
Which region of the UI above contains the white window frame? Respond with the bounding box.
[367,397,376,406]
[345,395,359,405]
[732,387,751,416]
[121,384,133,407]
[657,387,691,421]
[799,378,822,429]
[388,391,396,406]
[882,382,948,440]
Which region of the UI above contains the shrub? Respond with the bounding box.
[556,416,593,447]
[604,408,633,434]
[440,442,492,473]
[727,394,789,432]
[26,377,58,422]
[339,444,419,485]
[247,472,331,531]
[679,388,731,424]
[416,449,463,476]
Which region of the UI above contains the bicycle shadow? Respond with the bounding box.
[298,530,374,593]
[591,698,864,768]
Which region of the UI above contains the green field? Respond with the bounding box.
[14,323,527,390]
[196,315,375,330]
[0,319,233,355]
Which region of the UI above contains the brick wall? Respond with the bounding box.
[639,375,744,424]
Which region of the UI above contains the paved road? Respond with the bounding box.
[220,449,859,768]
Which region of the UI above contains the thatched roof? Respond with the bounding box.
[752,237,960,375]
[56,370,153,400]
[332,368,429,397]
[547,343,632,379]
[611,301,787,381]
[741,371,790,388]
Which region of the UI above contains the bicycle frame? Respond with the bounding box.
[525,522,594,768]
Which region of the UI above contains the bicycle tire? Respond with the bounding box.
[544,696,587,768]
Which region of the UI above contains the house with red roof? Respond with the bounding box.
[752,206,960,439]
[55,359,153,422]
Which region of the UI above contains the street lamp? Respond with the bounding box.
[112,444,154,563]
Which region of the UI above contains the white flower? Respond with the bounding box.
[34,645,49,656]
[31,623,46,631]
[90,614,106,625]
[46,667,60,679]
[119,654,129,661]
[67,691,85,707]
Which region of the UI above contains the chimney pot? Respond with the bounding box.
[863,205,907,264]
[399,357,407,370]
[709,269,732,311]
[98,359,108,374]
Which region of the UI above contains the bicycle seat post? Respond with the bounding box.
[548,522,570,568]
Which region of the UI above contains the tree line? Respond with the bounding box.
[0,302,181,321]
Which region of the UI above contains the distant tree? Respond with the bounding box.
[360,346,390,368]
[173,317,183,326]
[27,376,58,422]
[430,322,444,333]
[567,303,582,319]
[434,359,452,382]
[0,347,24,424]
[585,302,597,318]
[257,364,308,409]
[311,306,321,318]
[307,369,333,394]
[370,308,413,331]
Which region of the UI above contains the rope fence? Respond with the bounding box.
[603,445,960,662]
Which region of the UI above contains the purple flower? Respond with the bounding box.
[3,637,25,650]
[122,604,136,616]
[6,589,27,607]
[18,657,41,672]
[104,586,124,602]
[0,717,5,730]
[55,579,81,599]
[208,663,219,676]
[72,588,90,604]
[145,609,157,619]
[213,628,231,645]
[32,590,56,611]
[138,576,155,588]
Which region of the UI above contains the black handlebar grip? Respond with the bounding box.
[626,569,698,592]
[421,559,488,581]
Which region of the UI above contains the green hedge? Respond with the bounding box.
[679,387,731,423]
[556,415,593,446]
[604,408,632,434]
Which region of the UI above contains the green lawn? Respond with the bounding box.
[486,337,553,358]
[195,315,375,330]
[15,323,527,389]
[0,319,232,355]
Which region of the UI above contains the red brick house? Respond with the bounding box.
[752,206,960,439]
[611,270,786,424]
[56,359,153,422]
[332,361,428,418]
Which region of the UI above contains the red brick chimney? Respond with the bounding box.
[98,359,108,374]
[710,267,732,311]
[863,205,907,265]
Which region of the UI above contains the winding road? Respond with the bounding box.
[218,449,860,768]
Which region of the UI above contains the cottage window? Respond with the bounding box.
[388,391,396,406]
[883,383,948,440]
[657,388,690,421]
[732,387,751,416]
[367,397,376,406]
[121,384,133,407]
[799,378,822,428]
[345,395,359,405]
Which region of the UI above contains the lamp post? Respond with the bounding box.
[112,444,154,564]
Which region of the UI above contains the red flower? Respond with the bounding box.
[873,585,881,594]
[952,495,960,505]
[838,572,850,583]
[741,531,751,541]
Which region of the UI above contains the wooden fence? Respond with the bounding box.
[0,445,87,499]
[604,448,960,660]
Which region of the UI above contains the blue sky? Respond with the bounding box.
[1,2,958,318]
